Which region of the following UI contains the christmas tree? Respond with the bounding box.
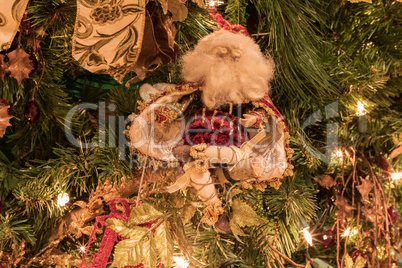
[0,0,401,267]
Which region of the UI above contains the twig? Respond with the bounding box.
[356,150,391,267]
[336,216,341,268]
[268,244,305,268]
[271,251,286,268]
[31,49,45,101]
[373,180,378,266]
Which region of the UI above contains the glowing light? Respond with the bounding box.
[323,235,328,240]
[357,101,367,116]
[342,228,351,237]
[57,192,69,207]
[391,173,402,181]
[80,246,86,253]
[205,0,224,7]
[301,227,313,246]
[342,227,358,237]
[336,150,343,158]
[173,256,189,268]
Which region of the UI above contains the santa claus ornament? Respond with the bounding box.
[127,26,293,228]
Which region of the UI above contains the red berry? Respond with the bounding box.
[24,101,40,124]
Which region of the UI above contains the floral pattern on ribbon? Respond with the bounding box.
[72,0,146,83]
[0,0,30,51]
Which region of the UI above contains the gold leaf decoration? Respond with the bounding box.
[0,103,12,138]
[0,54,9,82]
[229,199,266,241]
[354,256,365,268]
[345,254,365,268]
[107,203,174,268]
[106,218,149,242]
[356,176,373,203]
[154,221,173,267]
[345,255,354,268]
[334,196,355,218]
[129,203,163,225]
[111,239,143,267]
[167,0,188,22]
[181,204,197,224]
[314,175,336,188]
[142,235,157,268]
[169,214,194,255]
[191,0,206,8]
[5,47,33,85]
[228,188,243,202]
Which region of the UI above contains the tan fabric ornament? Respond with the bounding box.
[0,0,30,51]
[72,0,147,83]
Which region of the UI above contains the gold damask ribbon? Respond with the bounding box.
[0,0,30,51]
[72,0,147,83]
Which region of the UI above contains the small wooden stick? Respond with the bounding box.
[268,244,305,268]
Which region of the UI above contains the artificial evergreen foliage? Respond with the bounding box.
[0,0,401,267]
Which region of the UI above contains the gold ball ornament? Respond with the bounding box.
[389,224,400,245]
[376,242,388,263]
[359,236,374,255]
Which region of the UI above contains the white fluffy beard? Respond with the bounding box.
[181,31,275,109]
[201,57,270,109]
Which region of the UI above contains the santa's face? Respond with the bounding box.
[181,31,275,109]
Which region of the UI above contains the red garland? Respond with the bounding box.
[209,11,250,36]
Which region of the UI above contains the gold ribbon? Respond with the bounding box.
[0,0,30,51]
[72,0,147,84]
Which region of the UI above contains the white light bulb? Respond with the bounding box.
[342,228,351,237]
[205,0,224,7]
[357,101,366,116]
[302,227,313,246]
[57,192,69,207]
[391,173,402,181]
[336,150,343,158]
[80,246,86,253]
[173,256,189,268]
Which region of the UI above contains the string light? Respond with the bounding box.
[342,228,351,236]
[342,227,358,237]
[205,0,224,7]
[80,246,86,253]
[356,100,367,116]
[391,173,402,181]
[301,227,313,246]
[57,192,69,207]
[173,256,189,268]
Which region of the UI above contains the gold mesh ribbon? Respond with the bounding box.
[0,0,30,51]
[72,0,146,83]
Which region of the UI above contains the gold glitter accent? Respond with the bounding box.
[202,108,206,124]
[269,179,282,190]
[157,106,178,124]
[190,143,209,172]
[201,200,224,225]
[149,92,162,101]
[211,110,217,130]
[220,116,226,131]
[137,100,148,112]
